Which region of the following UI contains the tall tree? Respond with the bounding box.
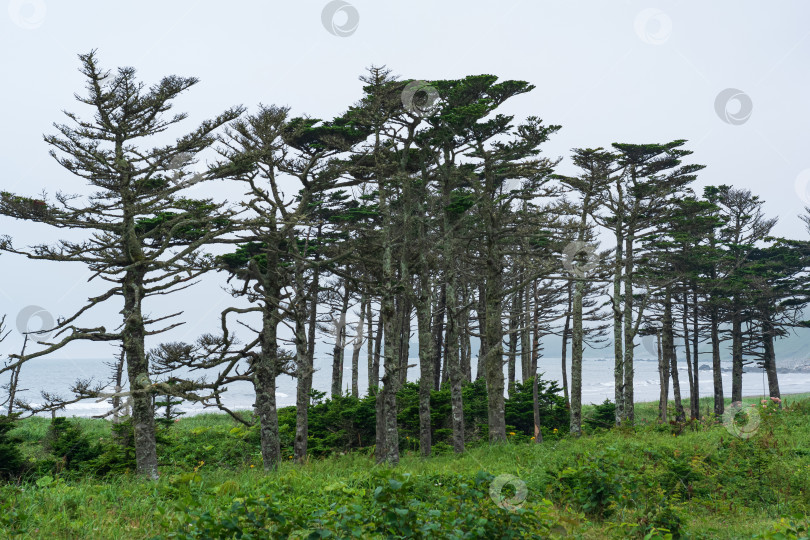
[0,51,243,477]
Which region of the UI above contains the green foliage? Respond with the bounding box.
[555,447,628,519]
[584,399,616,431]
[0,414,24,480]
[44,418,101,473]
[161,469,559,539]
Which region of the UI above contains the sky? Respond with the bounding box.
[1,0,810,363]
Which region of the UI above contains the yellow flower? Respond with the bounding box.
[508,432,516,436]
[250,465,255,468]
[553,428,558,433]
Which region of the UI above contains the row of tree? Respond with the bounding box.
[2,52,809,478]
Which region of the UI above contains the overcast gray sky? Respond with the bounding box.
[2,0,809,360]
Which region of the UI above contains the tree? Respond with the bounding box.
[0,51,242,477]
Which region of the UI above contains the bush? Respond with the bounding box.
[0,414,24,480]
[44,417,101,473]
[584,399,616,431]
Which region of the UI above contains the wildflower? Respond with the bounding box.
[509,432,516,436]
[530,436,535,441]
[770,396,782,403]
[553,428,558,433]
[250,465,255,468]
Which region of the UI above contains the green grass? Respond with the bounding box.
[2,395,810,539]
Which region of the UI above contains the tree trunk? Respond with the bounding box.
[351,296,367,398]
[664,292,684,422]
[331,285,351,398]
[294,259,319,462]
[254,294,281,470]
[681,291,698,420]
[560,281,571,407]
[613,230,625,425]
[431,283,446,390]
[692,287,700,417]
[622,234,635,423]
[762,316,781,401]
[507,292,519,396]
[658,331,668,423]
[371,314,382,394]
[731,300,743,403]
[476,282,487,381]
[710,307,724,418]
[570,275,584,436]
[415,279,434,457]
[123,265,158,479]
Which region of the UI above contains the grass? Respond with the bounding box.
[2,395,810,538]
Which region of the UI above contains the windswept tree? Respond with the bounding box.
[0,51,243,478]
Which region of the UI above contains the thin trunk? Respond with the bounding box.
[351,296,367,398]
[762,316,781,401]
[371,314,383,394]
[397,294,412,388]
[570,276,584,436]
[681,291,697,420]
[431,283,446,390]
[476,282,487,381]
[664,292,684,421]
[331,286,351,398]
[731,299,743,403]
[692,287,700,417]
[366,299,374,394]
[710,307,724,417]
[415,279,434,457]
[294,254,319,462]
[658,331,667,423]
[622,233,635,423]
[613,230,625,425]
[521,280,531,384]
[560,281,572,407]
[507,292,519,396]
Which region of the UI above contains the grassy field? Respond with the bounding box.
[2,393,809,539]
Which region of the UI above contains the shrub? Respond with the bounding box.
[0,414,24,480]
[44,417,101,472]
[584,399,616,431]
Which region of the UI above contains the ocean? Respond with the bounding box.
[4,355,809,418]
